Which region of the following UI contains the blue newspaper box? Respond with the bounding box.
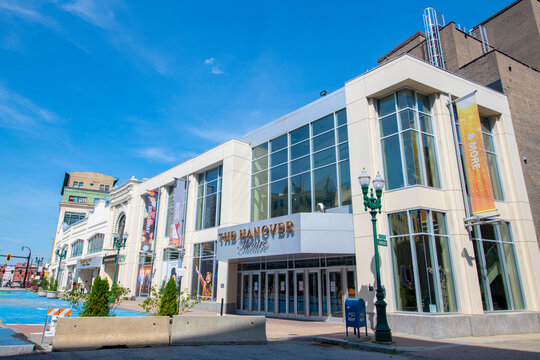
[345,298,367,337]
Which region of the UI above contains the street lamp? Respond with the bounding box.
[21,246,31,289]
[55,248,67,287]
[35,256,44,284]
[111,231,128,287]
[358,168,392,343]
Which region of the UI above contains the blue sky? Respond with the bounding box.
[0,0,511,262]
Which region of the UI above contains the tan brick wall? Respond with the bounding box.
[481,0,540,70]
[68,171,116,191]
[378,32,427,65]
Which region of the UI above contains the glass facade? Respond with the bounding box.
[453,113,504,201]
[196,167,222,230]
[192,241,218,301]
[472,222,524,311]
[389,209,457,313]
[378,89,440,190]
[87,233,104,254]
[251,109,351,221]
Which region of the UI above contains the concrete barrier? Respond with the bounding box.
[171,315,266,345]
[52,316,170,351]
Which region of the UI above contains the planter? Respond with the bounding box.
[38,289,47,296]
[46,291,58,299]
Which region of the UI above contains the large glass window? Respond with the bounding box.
[389,209,457,313]
[453,113,504,201]
[63,212,86,226]
[196,167,222,230]
[251,108,351,221]
[87,233,104,254]
[71,240,84,257]
[378,89,440,190]
[192,241,218,301]
[472,222,524,311]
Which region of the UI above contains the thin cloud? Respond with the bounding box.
[185,126,239,143]
[135,147,196,164]
[0,0,59,29]
[211,66,224,75]
[0,84,61,133]
[61,0,117,30]
[204,58,215,64]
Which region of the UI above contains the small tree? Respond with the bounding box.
[109,284,130,316]
[63,287,87,313]
[140,280,200,316]
[158,277,178,317]
[81,276,110,317]
[39,278,48,290]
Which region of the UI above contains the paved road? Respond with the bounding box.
[8,340,406,360]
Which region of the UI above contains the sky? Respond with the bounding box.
[0,0,512,263]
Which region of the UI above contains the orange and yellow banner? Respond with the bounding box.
[456,92,495,214]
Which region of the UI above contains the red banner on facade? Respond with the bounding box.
[456,92,496,214]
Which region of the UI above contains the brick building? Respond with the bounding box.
[378,0,540,245]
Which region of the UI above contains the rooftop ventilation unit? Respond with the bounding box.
[423,7,446,69]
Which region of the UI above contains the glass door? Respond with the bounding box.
[278,272,287,314]
[296,271,305,316]
[242,273,250,311]
[266,272,276,313]
[252,273,260,312]
[308,271,320,317]
[329,270,343,318]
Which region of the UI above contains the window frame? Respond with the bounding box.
[195,166,223,230]
[388,208,458,313]
[377,89,441,191]
[250,108,350,221]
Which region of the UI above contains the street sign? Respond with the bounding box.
[378,235,387,240]
[377,238,388,247]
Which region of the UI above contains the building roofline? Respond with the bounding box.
[377,31,426,64]
[475,0,523,28]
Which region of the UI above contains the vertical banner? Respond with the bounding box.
[169,178,188,248]
[456,92,496,214]
[141,190,158,252]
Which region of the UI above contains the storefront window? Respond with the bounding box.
[472,222,524,311]
[251,108,351,221]
[196,167,222,230]
[136,255,153,297]
[389,209,457,313]
[378,89,440,190]
[192,241,218,301]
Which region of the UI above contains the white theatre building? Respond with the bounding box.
[50,55,540,337]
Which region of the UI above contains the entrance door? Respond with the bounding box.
[266,272,276,314]
[278,272,287,314]
[252,273,260,312]
[242,273,250,311]
[296,271,305,316]
[308,271,320,317]
[329,271,343,318]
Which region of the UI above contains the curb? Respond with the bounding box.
[314,336,402,353]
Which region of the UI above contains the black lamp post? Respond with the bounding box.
[358,168,392,343]
[111,231,128,287]
[55,248,67,286]
[21,246,31,288]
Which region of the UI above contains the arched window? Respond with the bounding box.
[117,214,126,238]
[87,233,104,254]
[71,240,84,257]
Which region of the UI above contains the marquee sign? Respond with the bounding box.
[217,213,355,260]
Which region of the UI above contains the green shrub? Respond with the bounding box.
[39,278,48,290]
[81,276,110,317]
[158,277,178,317]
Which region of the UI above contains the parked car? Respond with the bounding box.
[10,281,21,288]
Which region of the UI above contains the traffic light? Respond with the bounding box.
[6,254,11,261]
